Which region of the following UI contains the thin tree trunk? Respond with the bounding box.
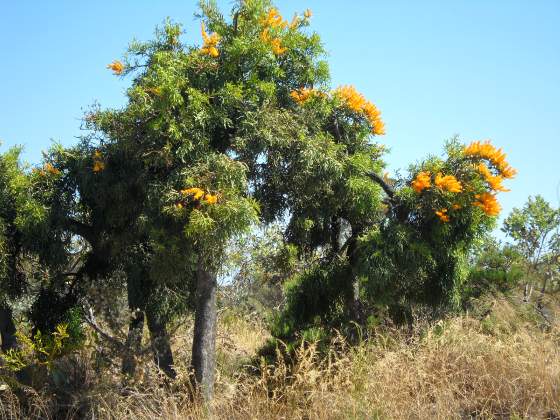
[346,234,364,326]
[523,282,530,303]
[146,308,176,379]
[537,274,549,310]
[0,305,18,352]
[191,262,217,401]
[122,308,144,377]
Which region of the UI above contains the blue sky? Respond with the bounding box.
[1,1,559,226]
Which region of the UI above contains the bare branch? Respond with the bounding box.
[366,171,394,199]
[83,307,126,352]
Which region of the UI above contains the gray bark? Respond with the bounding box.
[346,233,365,331]
[191,262,217,400]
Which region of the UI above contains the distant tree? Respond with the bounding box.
[503,195,560,304]
[463,236,524,300]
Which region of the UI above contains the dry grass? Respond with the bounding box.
[1,298,559,419]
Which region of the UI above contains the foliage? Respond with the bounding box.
[503,195,560,291]
[462,237,524,300]
[2,308,85,372]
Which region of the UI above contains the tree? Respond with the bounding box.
[39,138,195,380]
[0,145,74,360]
[272,138,517,342]
[86,0,386,397]
[463,236,524,300]
[503,195,560,304]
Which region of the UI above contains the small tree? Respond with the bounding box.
[503,195,560,303]
[463,236,524,301]
[273,138,517,341]
[77,0,326,398]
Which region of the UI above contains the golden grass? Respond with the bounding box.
[2,298,559,419]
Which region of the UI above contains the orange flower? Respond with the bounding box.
[304,9,313,19]
[146,87,162,96]
[271,38,287,55]
[476,163,510,192]
[204,193,218,205]
[262,8,288,29]
[92,150,105,173]
[107,60,124,75]
[44,163,60,175]
[290,87,315,104]
[452,203,462,210]
[411,171,431,193]
[92,160,105,173]
[182,187,205,200]
[334,85,385,135]
[434,173,463,193]
[435,208,450,223]
[473,192,501,216]
[464,140,517,179]
[200,22,220,57]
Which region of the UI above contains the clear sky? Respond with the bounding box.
[1,0,559,227]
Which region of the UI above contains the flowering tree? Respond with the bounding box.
[60,0,345,399]
[272,138,516,341]
[86,0,394,397]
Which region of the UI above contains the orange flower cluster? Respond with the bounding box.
[180,187,218,205]
[260,8,288,56]
[290,87,315,104]
[107,60,124,75]
[200,22,220,58]
[262,8,288,29]
[92,150,105,173]
[435,208,450,223]
[476,163,510,192]
[270,38,287,55]
[464,140,516,179]
[435,173,462,193]
[334,85,385,135]
[473,192,501,216]
[44,163,61,176]
[411,171,431,193]
[304,9,313,19]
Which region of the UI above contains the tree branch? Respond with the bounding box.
[65,218,95,243]
[83,307,126,352]
[366,171,394,199]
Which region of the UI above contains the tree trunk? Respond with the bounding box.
[0,305,18,352]
[523,282,531,303]
[122,308,144,377]
[146,308,176,379]
[346,234,364,326]
[537,274,549,310]
[191,263,217,401]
